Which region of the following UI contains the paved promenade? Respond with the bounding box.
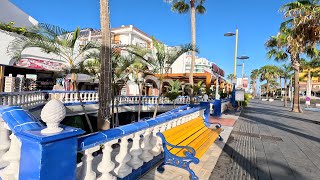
[210,99,320,180]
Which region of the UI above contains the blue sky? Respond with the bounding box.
[11,0,291,80]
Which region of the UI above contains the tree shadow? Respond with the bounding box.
[245,106,320,126]
[240,111,320,144]
[214,141,302,180]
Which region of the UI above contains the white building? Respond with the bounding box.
[80,25,161,96]
[0,0,38,27]
[171,53,212,74]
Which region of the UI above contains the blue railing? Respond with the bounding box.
[0,103,207,180]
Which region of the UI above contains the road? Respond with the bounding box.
[210,99,320,180]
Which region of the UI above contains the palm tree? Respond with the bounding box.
[300,57,320,101]
[281,0,320,50]
[164,80,183,107]
[227,74,234,83]
[8,23,98,132]
[273,0,320,112]
[85,50,136,127]
[165,0,206,102]
[128,38,194,117]
[98,0,112,130]
[250,69,260,97]
[280,64,293,107]
[259,65,279,99]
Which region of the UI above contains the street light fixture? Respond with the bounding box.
[224,28,238,84]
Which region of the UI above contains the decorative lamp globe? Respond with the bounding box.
[40,99,66,134]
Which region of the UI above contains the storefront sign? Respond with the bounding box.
[212,64,225,77]
[15,58,67,71]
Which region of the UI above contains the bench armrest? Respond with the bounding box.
[156,132,196,155]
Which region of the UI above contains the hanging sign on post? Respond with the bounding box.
[235,89,245,101]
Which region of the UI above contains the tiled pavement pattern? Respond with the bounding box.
[210,99,320,180]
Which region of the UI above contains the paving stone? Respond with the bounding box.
[209,99,320,180]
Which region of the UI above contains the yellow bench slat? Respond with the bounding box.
[194,128,223,158]
[169,126,209,155]
[163,117,204,142]
[174,128,213,157]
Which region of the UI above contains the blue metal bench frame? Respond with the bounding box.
[156,123,223,180]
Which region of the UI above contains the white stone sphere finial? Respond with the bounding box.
[40,99,66,134]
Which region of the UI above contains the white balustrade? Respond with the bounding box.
[0,119,10,168]
[79,146,100,180]
[150,125,162,156]
[139,128,154,162]
[75,107,201,180]
[114,135,133,178]
[0,124,21,180]
[97,141,117,180]
[128,130,145,169]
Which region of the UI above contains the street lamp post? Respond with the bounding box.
[224,29,239,108]
[224,29,239,84]
[237,55,249,89]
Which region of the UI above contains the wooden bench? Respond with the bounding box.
[157,116,223,179]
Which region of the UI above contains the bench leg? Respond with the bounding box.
[219,135,223,141]
[157,162,165,173]
[186,164,199,180]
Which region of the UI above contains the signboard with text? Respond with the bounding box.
[235,89,245,101]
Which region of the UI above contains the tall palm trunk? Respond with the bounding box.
[306,69,312,99]
[138,82,142,122]
[292,59,302,113]
[189,0,196,104]
[284,77,288,107]
[279,77,282,97]
[253,81,256,97]
[115,96,119,127]
[98,0,112,130]
[153,80,163,118]
[266,82,269,99]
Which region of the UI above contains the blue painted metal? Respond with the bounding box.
[156,132,200,180]
[231,84,236,107]
[213,99,222,117]
[200,102,210,124]
[18,126,85,180]
[0,106,44,133]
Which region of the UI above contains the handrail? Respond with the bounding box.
[77,106,202,151]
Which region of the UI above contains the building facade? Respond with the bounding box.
[171,53,212,74]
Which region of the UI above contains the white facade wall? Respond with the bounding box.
[0,0,38,27]
[171,53,212,74]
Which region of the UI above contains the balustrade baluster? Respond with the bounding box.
[79,146,100,180]
[7,96,12,106]
[150,126,162,156]
[74,92,79,103]
[64,93,70,103]
[139,128,153,162]
[128,130,144,169]
[114,135,132,178]
[12,96,17,106]
[0,130,21,180]
[97,141,117,180]
[3,96,8,106]
[0,120,10,168]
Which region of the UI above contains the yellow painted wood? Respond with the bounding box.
[169,127,208,155]
[163,117,203,141]
[161,115,223,159]
[194,128,223,158]
[174,129,212,157]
